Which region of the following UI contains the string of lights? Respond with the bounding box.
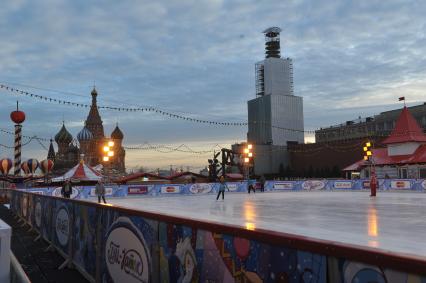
[124,143,223,154]
[0,135,39,149]
[0,128,50,142]
[0,83,320,134]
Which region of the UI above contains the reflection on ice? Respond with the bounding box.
[368,206,378,237]
[244,201,256,230]
[245,222,256,231]
[368,205,379,248]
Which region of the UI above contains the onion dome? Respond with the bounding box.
[111,124,124,140]
[91,87,97,97]
[54,124,73,144]
[77,126,93,141]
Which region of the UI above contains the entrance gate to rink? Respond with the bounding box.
[5,189,426,283]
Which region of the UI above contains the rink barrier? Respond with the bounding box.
[5,188,426,282]
[19,178,426,200]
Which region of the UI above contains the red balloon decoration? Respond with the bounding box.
[233,237,250,261]
[21,161,30,175]
[40,159,54,174]
[10,110,25,124]
[10,101,26,124]
[0,158,12,175]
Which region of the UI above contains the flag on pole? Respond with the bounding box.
[398,96,405,101]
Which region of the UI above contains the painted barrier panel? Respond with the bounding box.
[4,189,426,282]
[53,200,71,255]
[101,213,158,282]
[0,218,11,282]
[40,196,54,242]
[73,203,98,278]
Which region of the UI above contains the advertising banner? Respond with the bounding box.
[226,183,239,192]
[89,187,113,197]
[53,200,71,254]
[273,182,294,190]
[189,183,213,194]
[390,180,411,189]
[127,185,153,195]
[302,180,325,191]
[333,181,353,189]
[160,185,180,194]
[52,187,80,199]
[102,215,155,283]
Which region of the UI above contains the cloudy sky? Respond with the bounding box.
[0,0,425,171]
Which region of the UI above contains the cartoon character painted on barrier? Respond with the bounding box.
[164,224,199,283]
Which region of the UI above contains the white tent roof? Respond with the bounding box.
[52,161,102,182]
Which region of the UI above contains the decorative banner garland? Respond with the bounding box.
[0,83,317,134]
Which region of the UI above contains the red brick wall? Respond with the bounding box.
[288,137,384,177]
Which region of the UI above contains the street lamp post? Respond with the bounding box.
[103,140,114,183]
[243,143,253,180]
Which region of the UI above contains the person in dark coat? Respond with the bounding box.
[248,180,255,194]
[95,179,107,203]
[61,179,72,198]
[260,175,266,192]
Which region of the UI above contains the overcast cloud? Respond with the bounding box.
[0,0,425,171]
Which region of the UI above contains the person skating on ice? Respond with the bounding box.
[248,180,255,194]
[61,179,72,198]
[216,176,229,200]
[95,179,107,204]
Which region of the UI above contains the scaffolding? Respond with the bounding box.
[255,62,265,97]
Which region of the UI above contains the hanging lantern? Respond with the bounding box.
[27,159,39,174]
[21,161,30,174]
[0,158,12,175]
[40,159,54,174]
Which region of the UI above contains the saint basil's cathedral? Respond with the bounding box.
[47,88,126,175]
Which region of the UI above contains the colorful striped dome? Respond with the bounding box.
[54,124,73,144]
[77,126,93,141]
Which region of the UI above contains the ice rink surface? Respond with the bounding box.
[90,191,426,259]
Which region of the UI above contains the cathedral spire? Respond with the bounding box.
[91,87,98,106]
[85,87,104,139]
[48,139,56,161]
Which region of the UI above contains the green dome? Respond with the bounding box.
[54,124,73,144]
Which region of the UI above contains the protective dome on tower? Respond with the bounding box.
[77,126,94,141]
[111,124,124,140]
[55,124,73,144]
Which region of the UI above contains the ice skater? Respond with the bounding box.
[248,180,255,194]
[61,179,72,199]
[260,175,266,192]
[216,176,229,200]
[95,179,107,204]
